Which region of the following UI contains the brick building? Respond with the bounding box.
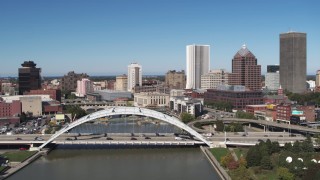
[276,104,291,121]
[204,86,264,110]
[228,45,261,91]
[0,100,21,118]
[25,89,61,102]
[61,71,89,92]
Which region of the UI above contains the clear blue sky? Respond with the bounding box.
[0,0,319,77]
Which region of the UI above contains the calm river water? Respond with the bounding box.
[8,146,220,180]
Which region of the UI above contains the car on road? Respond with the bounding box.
[226,138,230,141]
[19,147,28,151]
[145,136,151,140]
[264,135,268,137]
[175,137,183,140]
[16,137,22,140]
[34,137,44,141]
[65,138,73,141]
[131,137,137,140]
[106,137,113,140]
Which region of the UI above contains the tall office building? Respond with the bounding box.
[280,32,306,93]
[127,63,142,92]
[316,70,320,87]
[201,69,229,90]
[76,78,93,97]
[18,61,41,95]
[186,45,210,89]
[229,45,261,91]
[61,71,89,92]
[115,74,128,91]
[165,70,186,89]
[265,65,280,91]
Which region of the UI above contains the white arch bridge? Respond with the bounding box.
[35,107,213,150]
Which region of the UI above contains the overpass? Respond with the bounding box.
[188,118,320,134]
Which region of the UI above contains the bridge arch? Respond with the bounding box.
[38,107,213,150]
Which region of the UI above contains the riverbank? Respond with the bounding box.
[200,146,231,180]
[0,149,49,180]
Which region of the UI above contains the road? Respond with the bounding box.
[0,132,306,145]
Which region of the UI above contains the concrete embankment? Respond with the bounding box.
[200,146,231,180]
[0,149,50,180]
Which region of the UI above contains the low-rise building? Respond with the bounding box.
[169,97,203,117]
[170,89,186,97]
[204,85,264,110]
[201,69,229,90]
[0,100,21,118]
[245,105,267,114]
[20,96,42,116]
[95,90,132,101]
[25,89,61,102]
[134,92,169,107]
[276,104,291,121]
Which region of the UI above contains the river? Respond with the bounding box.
[8,146,221,180]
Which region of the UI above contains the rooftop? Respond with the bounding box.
[235,44,254,57]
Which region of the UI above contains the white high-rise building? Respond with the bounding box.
[201,69,229,90]
[127,63,142,92]
[186,45,210,89]
[265,71,280,92]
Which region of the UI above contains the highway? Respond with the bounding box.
[0,132,306,147]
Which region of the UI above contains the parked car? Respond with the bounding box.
[19,147,28,151]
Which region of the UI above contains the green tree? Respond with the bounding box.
[180,112,195,123]
[238,156,247,168]
[220,152,234,168]
[277,167,294,180]
[261,156,272,170]
[230,165,252,180]
[235,111,255,119]
[283,142,292,151]
[64,105,87,119]
[271,141,281,154]
[292,141,302,153]
[301,136,314,152]
[215,120,224,132]
[246,146,261,167]
[315,136,320,147]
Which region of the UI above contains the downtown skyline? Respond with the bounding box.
[0,0,319,77]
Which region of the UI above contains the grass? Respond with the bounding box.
[0,166,7,172]
[248,168,278,180]
[2,151,37,162]
[233,148,248,159]
[210,148,229,162]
